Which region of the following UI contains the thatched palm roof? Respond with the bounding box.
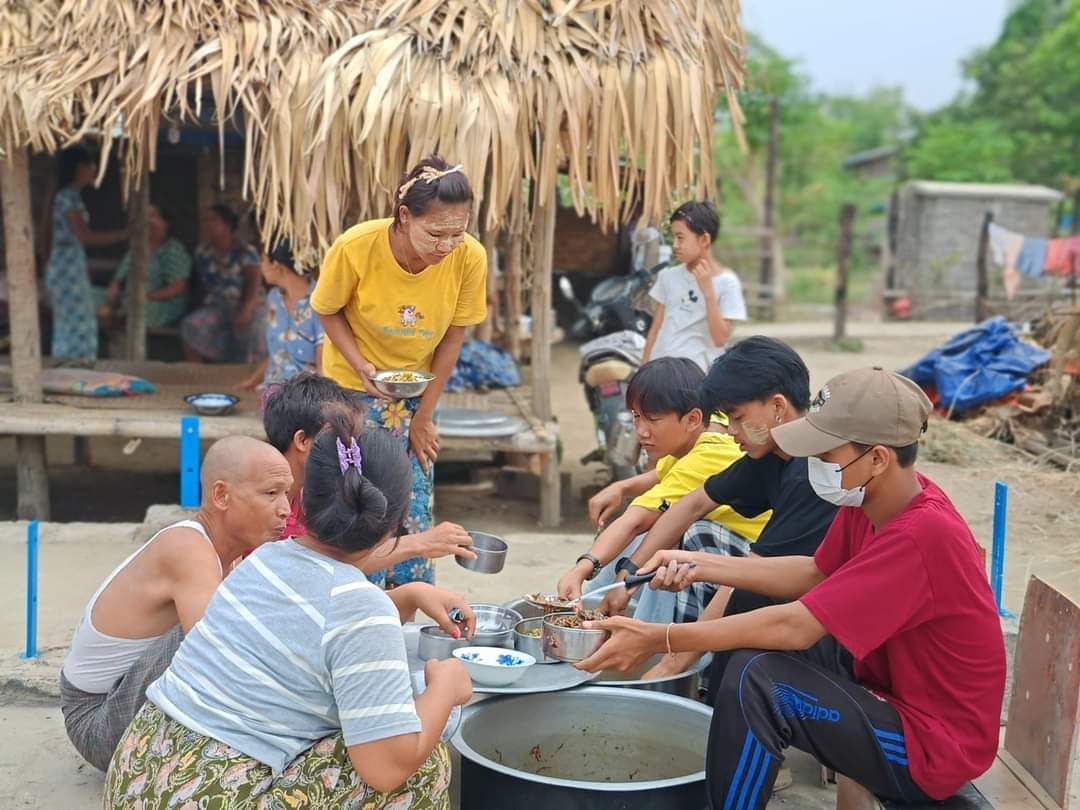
[1,0,745,253]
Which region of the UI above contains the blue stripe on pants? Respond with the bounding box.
[723,731,757,810]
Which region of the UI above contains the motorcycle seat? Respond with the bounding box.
[585,359,636,387]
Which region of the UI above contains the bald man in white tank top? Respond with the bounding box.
[60,436,293,771]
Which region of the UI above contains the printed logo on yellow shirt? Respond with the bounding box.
[383,303,434,339]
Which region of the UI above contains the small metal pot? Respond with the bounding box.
[469,603,522,649]
[542,612,609,663]
[456,532,508,574]
[513,618,558,664]
[417,625,470,661]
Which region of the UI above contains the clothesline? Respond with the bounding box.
[987,221,1079,299]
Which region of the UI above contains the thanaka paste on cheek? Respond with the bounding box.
[742,422,772,446]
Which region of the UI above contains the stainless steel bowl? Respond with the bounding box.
[470,603,522,649]
[456,532,508,574]
[452,686,712,808]
[371,369,435,399]
[542,611,609,663]
[513,618,559,664]
[184,392,239,416]
[417,625,470,661]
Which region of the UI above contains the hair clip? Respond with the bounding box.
[396,164,464,201]
[336,436,363,475]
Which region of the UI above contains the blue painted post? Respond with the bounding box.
[180,415,201,508]
[990,481,1012,618]
[19,520,39,660]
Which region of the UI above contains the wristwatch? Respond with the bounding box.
[614,557,639,577]
[575,553,602,581]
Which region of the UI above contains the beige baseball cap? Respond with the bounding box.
[771,367,932,457]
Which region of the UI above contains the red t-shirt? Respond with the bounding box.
[800,475,1005,799]
[283,492,307,539]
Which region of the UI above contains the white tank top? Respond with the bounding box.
[62,520,222,693]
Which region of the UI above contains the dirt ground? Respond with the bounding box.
[2,320,1078,808]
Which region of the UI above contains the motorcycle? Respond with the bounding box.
[557,276,648,486]
[559,263,665,342]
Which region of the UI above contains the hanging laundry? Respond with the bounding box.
[989,223,1025,299]
[1043,237,1072,275]
[1072,236,1080,278]
[1015,237,1049,279]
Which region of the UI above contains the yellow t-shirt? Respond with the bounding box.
[310,218,488,391]
[631,431,770,541]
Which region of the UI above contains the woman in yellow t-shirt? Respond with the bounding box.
[312,155,487,586]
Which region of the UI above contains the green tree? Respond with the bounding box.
[904,0,1080,188]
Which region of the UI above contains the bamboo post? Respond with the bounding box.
[1,147,50,520]
[975,211,993,324]
[125,153,150,360]
[504,231,523,359]
[530,189,560,528]
[833,203,856,342]
[476,224,498,343]
[758,97,779,321]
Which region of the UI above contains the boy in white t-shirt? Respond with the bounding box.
[643,201,748,371]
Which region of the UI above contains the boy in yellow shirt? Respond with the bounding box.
[557,357,769,622]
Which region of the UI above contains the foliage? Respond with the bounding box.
[904,0,1080,189]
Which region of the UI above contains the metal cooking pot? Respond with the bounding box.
[596,653,712,700]
[452,686,711,809]
[457,532,509,574]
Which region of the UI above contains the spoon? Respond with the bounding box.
[583,564,697,601]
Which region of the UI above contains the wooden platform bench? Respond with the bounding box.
[0,361,562,527]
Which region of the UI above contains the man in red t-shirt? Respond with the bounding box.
[577,367,1006,807]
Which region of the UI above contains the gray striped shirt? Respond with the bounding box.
[147,539,420,773]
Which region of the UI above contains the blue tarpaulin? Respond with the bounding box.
[901,317,1051,413]
[446,340,522,392]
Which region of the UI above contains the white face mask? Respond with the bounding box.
[807,456,868,508]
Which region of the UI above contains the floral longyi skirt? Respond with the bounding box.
[104,702,451,809]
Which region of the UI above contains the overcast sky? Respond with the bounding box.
[742,0,1011,111]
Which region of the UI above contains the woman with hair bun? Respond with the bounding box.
[105,409,474,807]
[312,155,488,588]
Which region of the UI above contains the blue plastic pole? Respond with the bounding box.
[180,415,201,508]
[19,520,38,660]
[990,481,1012,618]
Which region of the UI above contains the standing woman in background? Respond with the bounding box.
[45,147,128,363]
[312,155,487,587]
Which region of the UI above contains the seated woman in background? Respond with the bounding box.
[99,204,191,329]
[239,238,324,390]
[104,410,474,808]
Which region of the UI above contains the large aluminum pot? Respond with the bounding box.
[596,653,712,699]
[452,686,711,809]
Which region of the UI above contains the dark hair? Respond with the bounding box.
[393,155,473,226]
[851,441,920,468]
[262,373,356,452]
[302,410,412,553]
[267,238,296,273]
[702,336,811,413]
[208,204,239,232]
[626,357,705,418]
[670,200,720,242]
[58,146,95,188]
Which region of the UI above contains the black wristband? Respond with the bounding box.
[614,557,639,577]
[575,553,602,581]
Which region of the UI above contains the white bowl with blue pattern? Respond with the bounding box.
[453,646,536,687]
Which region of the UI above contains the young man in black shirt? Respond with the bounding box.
[593,336,838,682]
